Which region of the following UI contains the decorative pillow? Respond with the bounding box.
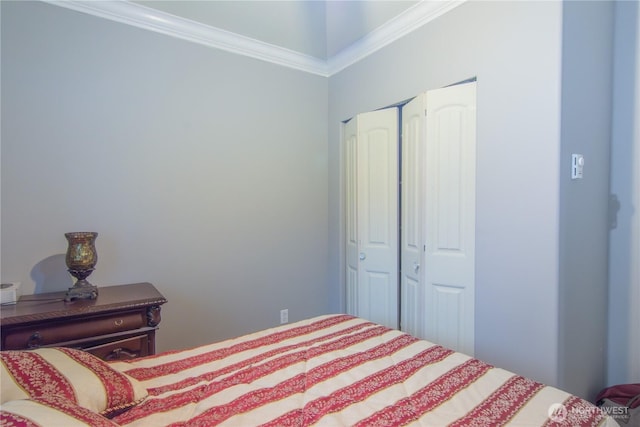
[0,347,148,416]
[0,395,119,427]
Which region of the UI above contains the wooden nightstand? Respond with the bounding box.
[0,282,167,361]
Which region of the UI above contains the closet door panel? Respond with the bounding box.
[432,284,465,350]
[357,108,399,329]
[424,82,476,355]
[344,119,359,317]
[344,108,399,329]
[401,94,426,337]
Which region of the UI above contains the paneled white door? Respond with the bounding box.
[344,108,399,329]
[423,82,477,355]
[400,82,476,355]
[400,95,426,338]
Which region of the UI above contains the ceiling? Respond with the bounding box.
[131,1,419,60]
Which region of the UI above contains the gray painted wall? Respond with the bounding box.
[608,0,640,386]
[329,0,566,389]
[1,1,329,352]
[2,0,634,401]
[558,1,614,400]
[328,1,618,399]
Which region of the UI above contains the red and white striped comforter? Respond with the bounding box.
[110,315,617,427]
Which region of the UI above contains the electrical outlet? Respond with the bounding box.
[280,309,289,324]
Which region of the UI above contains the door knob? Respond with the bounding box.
[359,252,366,260]
[413,262,420,273]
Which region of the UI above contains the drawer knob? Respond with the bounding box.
[27,332,43,349]
[114,319,124,327]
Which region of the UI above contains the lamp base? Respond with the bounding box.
[64,280,98,302]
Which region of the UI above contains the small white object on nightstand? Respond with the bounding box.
[1,282,21,305]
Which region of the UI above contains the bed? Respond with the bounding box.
[1,314,619,426]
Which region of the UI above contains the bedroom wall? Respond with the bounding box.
[1,0,629,401]
[328,0,565,388]
[557,0,614,400]
[0,1,329,352]
[608,0,640,386]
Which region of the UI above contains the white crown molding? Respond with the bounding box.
[42,0,330,76]
[43,0,465,77]
[327,0,466,75]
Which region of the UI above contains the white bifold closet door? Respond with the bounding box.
[400,94,426,338]
[345,107,399,329]
[401,82,477,355]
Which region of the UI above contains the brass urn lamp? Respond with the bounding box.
[64,232,99,301]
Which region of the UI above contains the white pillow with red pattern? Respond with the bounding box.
[0,347,147,417]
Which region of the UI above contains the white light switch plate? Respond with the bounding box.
[572,154,584,179]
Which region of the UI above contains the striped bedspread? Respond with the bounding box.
[110,315,617,426]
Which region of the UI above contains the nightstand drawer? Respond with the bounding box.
[3,311,146,350]
[84,335,149,361]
